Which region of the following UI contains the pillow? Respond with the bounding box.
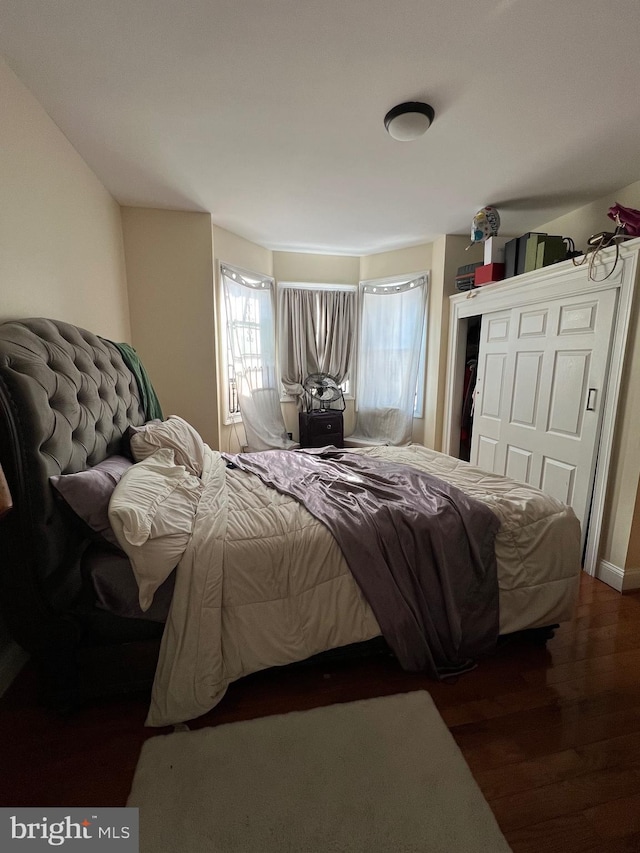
[129,415,206,477]
[121,419,162,460]
[50,455,133,549]
[108,448,203,611]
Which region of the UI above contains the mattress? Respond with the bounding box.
[143,445,580,725]
[354,445,581,634]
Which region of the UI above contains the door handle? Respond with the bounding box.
[586,388,597,411]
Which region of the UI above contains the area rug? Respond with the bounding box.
[128,690,512,852]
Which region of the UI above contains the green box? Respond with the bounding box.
[524,234,545,273]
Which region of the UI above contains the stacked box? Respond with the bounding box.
[483,236,511,265]
[455,261,482,292]
[475,263,505,286]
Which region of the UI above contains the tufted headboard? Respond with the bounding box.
[0,318,146,662]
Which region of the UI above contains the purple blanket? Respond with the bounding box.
[224,448,500,678]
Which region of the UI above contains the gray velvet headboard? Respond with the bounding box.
[0,318,152,701]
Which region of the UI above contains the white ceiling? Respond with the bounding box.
[2,0,640,255]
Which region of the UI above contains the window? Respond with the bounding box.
[277,283,357,402]
[351,273,428,445]
[220,263,276,424]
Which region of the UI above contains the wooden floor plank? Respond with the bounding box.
[474,730,640,800]
[462,705,640,773]
[1,575,639,853]
[566,597,639,623]
[583,835,640,853]
[489,766,640,832]
[507,812,605,853]
[553,606,640,635]
[452,689,640,750]
[547,628,640,664]
[583,791,640,840]
[521,647,640,688]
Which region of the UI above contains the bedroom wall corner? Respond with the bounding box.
[0,55,130,340]
[121,208,219,448]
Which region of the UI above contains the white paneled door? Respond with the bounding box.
[470,289,617,535]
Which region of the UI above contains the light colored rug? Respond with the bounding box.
[128,691,512,852]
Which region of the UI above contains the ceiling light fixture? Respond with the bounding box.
[384,102,435,142]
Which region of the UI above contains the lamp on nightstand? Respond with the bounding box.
[0,464,13,518]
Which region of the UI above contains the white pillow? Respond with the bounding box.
[109,448,203,611]
[130,415,206,477]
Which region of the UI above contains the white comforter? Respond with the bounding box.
[145,445,580,726]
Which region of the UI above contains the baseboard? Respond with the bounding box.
[0,639,28,697]
[596,560,640,592]
[621,566,640,591]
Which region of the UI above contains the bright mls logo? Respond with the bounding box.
[0,808,138,850]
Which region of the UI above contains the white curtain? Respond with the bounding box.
[221,265,296,452]
[278,287,356,408]
[350,276,427,446]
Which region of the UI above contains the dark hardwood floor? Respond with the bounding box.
[2,573,640,852]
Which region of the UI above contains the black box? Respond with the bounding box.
[504,237,518,278]
[299,410,344,448]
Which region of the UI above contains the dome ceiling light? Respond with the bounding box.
[384,102,435,142]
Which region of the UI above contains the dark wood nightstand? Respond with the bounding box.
[299,410,344,448]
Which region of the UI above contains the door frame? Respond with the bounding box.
[443,238,640,577]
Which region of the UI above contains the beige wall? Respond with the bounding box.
[121,208,219,448]
[535,180,640,250]
[359,243,433,282]
[213,225,273,278]
[625,479,640,569]
[274,252,360,285]
[0,57,129,339]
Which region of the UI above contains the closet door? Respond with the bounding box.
[471,289,618,532]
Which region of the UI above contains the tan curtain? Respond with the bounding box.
[278,288,356,407]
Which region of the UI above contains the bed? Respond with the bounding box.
[0,318,161,705]
[0,318,581,723]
